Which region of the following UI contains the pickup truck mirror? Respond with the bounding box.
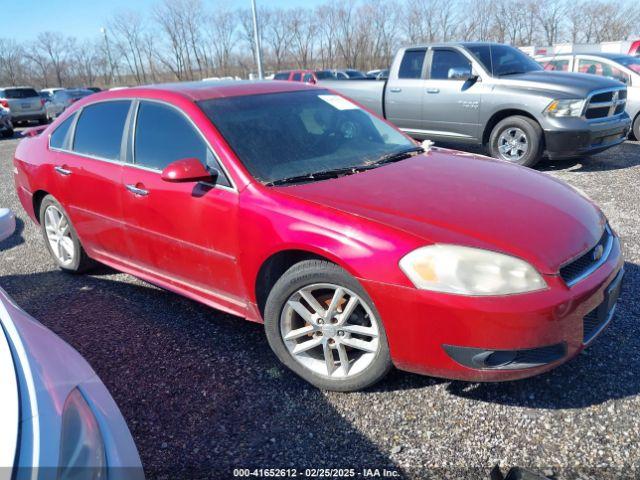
[448,66,474,81]
[161,158,218,183]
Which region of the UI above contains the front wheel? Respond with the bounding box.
[488,115,543,167]
[39,195,95,273]
[264,260,392,391]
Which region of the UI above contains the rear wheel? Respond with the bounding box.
[1,128,13,138]
[489,115,543,167]
[264,260,392,391]
[39,195,95,273]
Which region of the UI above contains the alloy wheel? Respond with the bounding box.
[497,127,529,162]
[44,205,75,266]
[280,283,381,378]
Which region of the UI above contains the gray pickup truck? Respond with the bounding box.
[323,42,631,167]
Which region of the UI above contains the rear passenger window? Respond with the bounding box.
[274,72,290,80]
[398,49,426,79]
[73,101,131,160]
[134,101,230,186]
[292,72,302,81]
[49,113,76,150]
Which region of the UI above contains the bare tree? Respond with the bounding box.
[0,39,26,85]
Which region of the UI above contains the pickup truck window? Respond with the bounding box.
[431,49,471,80]
[274,72,290,80]
[199,89,414,184]
[292,72,302,81]
[465,44,541,76]
[398,49,426,79]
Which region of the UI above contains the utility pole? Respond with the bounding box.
[251,0,264,79]
[100,27,114,86]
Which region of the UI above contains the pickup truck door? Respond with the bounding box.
[384,48,427,133]
[421,47,483,142]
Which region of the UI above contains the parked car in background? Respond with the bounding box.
[0,87,47,125]
[0,107,13,138]
[86,87,102,93]
[323,42,631,167]
[273,70,319,83]
[13,81,624,391]
[366,69,390,80]
[538,53,640,140]
[0,209,144,478]
[40,87,64,103]
[46,89,95,120]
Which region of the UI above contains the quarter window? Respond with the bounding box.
[430,49,471,80]
[398,49,426,79]
[133,101,230,186]
[73,101,131,160]
[49,113,76,150]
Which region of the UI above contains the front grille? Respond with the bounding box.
[584,88,626,120]
[560,227,612,286]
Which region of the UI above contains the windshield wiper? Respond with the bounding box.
[265,146,425,186]
[265,166,367,186]
[363,146,425,168]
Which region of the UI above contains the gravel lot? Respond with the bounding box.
[1,129,638,480]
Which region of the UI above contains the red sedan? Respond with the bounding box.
[13,81,624,391]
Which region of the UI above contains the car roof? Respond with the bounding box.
[101,80,316,102]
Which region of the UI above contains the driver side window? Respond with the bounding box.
[133,101,230,186]
[430,49,471,80]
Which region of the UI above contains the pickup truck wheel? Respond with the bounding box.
[489,116,543,167]
[264,260,392,391]
[39,195,96,273]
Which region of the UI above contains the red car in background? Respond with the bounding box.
[13,81,624,391]
[273,70,320,83]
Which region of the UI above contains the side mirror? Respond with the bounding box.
[0,208,16,243]
[448,66,473,81]
[161,158,217,183]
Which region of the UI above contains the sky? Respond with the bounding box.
[3,0,326,41]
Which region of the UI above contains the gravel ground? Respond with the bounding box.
[0,129,639,480]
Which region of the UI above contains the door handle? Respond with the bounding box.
[426,88,440,94]
[125,184,149,196]
[54,165,72,176]
[389,87,402,93]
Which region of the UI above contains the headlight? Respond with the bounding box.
[399,244,546,295]
[544,99,586,117]
[57,388,107,480]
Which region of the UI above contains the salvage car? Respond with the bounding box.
[538,53,640,140]
[323,42,631,167]
[13,81,624,391]
[46,88,95,120]
[0,209,143,478]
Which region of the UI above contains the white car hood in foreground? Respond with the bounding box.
[0,301,19,474]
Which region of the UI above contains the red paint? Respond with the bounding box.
[13,82,623,381]
[161,158,215,183]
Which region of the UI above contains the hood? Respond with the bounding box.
[275,149,605,274]
[499,71,624,98]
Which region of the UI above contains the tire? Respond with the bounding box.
[1,128,13,138]
[264,259,392,391]
[632,114,640,141]
[39,195,95,273]
[489,115,543,167]
[38,116,48,125]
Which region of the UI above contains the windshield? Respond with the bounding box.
[3,88,39,99]
[615,55,640,74]
[466,44,542,76]
[199,89,415,184]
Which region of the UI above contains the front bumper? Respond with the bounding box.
[543,113,631,159]
[361,235,624,381]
